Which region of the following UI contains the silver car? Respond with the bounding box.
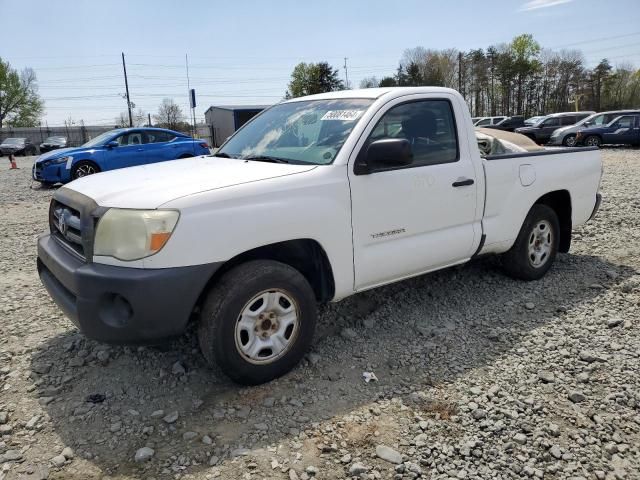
[548,110,640,147]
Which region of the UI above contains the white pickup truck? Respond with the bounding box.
[37,87,602,384]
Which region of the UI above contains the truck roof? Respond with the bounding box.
[283,87,460,102]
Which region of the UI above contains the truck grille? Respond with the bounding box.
[49,199,85,258]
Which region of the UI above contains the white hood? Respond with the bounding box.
[65,156,316,209]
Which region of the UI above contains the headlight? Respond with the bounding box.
[51,155,72,165]
[94,209,180,261]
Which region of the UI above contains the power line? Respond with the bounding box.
[548,31,640,49]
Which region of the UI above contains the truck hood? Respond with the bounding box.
[65,156,317,209]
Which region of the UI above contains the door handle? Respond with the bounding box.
[452,178,474,187]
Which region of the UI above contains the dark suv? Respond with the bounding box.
[483,116,525,132]
[515,111,595,144]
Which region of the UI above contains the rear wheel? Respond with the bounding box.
[71,161,100,180]
[501,204,560,281]
[198,260,317,385]
[562,134,577,147]
[584,135,601,147]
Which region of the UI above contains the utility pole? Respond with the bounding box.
[186,54,196,136]
[343,57,349,90]
[458,52,463,98]
[148,113,152,127]
[121,53,133,127]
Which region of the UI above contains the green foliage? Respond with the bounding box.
[0,58,44,128]
[387,35,639,117]
[379,76,398,87]
[286,62,344,98]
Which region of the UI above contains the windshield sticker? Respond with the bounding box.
[321,110,363,121]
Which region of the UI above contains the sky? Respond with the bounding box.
[1,0,639,126]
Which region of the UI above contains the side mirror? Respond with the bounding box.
[105,140,119,149]
[354,138,413,175]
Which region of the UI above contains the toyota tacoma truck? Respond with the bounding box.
[37,87,603,385]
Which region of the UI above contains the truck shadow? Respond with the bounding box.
[30,252,636,478]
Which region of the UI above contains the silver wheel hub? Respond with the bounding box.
[76,165,96,177]
[235,289,299,364]
[565,136,576,146]
[528,220,553,268]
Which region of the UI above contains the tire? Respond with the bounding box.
[178,153,193,159]
[584,135,601,147]
[198,260,317,385]
[501,204,560,281]
[71,160,100,180]
[562,134,577,147]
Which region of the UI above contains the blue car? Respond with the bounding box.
[32,127,210,185]
[575,113,640,147]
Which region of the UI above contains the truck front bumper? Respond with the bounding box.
[37,234,220,344]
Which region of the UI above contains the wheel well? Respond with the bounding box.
[534,190,572,253]
[200,239,335,304]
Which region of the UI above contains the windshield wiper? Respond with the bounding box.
[242,155,290,164]
[213,152,233,158]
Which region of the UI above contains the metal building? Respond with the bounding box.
[204,105,270,147]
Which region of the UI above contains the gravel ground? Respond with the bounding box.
[0,149,639,480]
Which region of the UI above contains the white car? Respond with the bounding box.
[37,87,603,384]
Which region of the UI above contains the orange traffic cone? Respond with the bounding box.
[9,154,18,170]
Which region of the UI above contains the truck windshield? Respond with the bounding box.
[217,99,374,165]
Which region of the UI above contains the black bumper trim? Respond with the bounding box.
[589,193,602,221]
[37,234,222,344]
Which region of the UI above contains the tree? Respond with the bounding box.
[379,76,398,87]
[591,59,612,111]
[360,76,379,88]
[116,108,148,128]
[0,58,44,128]
[154,98,184,130]
[286,62,344,98]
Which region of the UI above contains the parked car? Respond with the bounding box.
[548,109,640,147]
[474,116,507,127]
[0,137,38,156]
[515,111,595,144]
[482,115,525,132]
[524,115,545,125]
[39,136,69,154]
[575,113,640,147]
[32,127,210,185]
[37,87,602,385]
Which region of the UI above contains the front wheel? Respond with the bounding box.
[563,134,577,147]
[198,260,317,385]
[501,204,560,281]
[71,161,100,180]
[584,135,601,147]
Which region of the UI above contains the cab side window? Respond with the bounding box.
[145,131,175,144]
[542,118,560,127]
[615,116,634,128]
[560,116,576,126]
[115,132,143,146]
[365,100,458,168]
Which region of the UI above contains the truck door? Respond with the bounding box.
[348,95,482,290]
